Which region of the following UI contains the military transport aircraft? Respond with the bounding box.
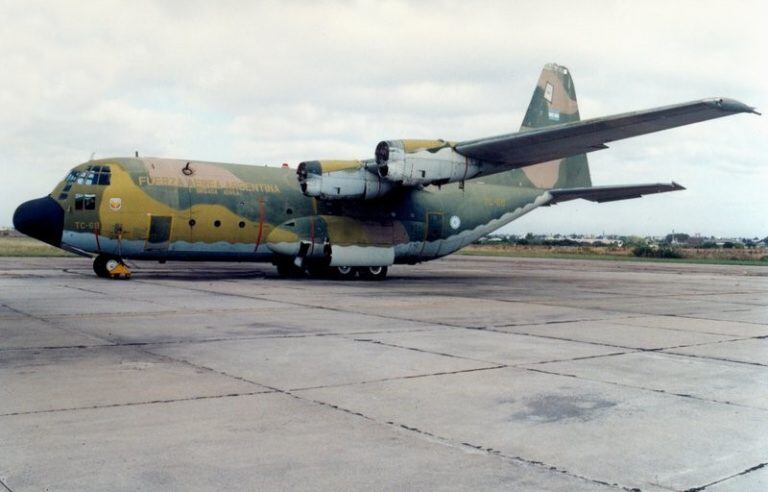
[13,63,759,279]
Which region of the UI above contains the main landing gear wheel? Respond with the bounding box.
[333,266,358,280]
[357,266,388,280]
[93,254,132,279]
[276,260,305,278]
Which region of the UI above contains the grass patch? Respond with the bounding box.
[459,244,768,267]
[0,236,75,257]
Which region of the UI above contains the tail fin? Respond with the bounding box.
[520,63,592,188]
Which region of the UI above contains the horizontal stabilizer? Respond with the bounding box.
[545,182,685,205]
[456,98,758,168]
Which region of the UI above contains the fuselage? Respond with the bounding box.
[15,157,548,265]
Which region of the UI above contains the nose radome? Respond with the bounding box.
[13,196,64,247]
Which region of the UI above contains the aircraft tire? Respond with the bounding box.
[93,254,111,278]
[276,260,305,278]
[357,266,388,280]
[333,266,358,280]
[306,264,332,278]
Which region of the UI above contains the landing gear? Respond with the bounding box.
[274,258,388,280]
[357,266,388,280]
[275,259,305,278]
[93,254,132,279]
[333,266,357,280]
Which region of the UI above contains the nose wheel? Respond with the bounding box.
[93,255,132,279]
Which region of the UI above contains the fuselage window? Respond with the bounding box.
[214,220,221,227]
[74,193,96,211]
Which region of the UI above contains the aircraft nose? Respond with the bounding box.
[13,196,65,247]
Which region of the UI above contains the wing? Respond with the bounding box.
[455,98,759,167]
[545,182,685,205]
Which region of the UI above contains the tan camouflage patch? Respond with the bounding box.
[318,160,363,173]
[144,158,245,184]
[402,139,451,153]
[538,67,578,116]
[522,159,561,189]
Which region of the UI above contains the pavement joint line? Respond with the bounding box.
[288,365,507,392]
[0,477,12,492]
[0,302,114,346]
[640,335,763,352]
[0,391,274,418]
[518,351,632,366]
[660,350,768,368]
[683,461,768,492]
[0,326,446,353]
[666,313,768,327]
[610,318,768,337]
[38,307,281,320]
[56,283,110,296]
[350,337,501,364]
[351,336,635,368]
[468,326,764,355]
[522,367,768,412]
[465,326,654,350]
[296,395,630,491]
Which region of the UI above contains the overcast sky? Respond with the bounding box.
[1,0,765,237]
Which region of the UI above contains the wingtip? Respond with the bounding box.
[707,97,760,115]
[671,181,686,191]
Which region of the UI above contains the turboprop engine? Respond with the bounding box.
[297,160,393,200]
[374,139,486,186]
[297,140,489,201]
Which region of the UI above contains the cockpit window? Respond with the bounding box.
[70,166,112,187]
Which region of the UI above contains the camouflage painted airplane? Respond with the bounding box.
[13,63,759,279]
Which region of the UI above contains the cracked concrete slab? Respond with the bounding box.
[0,345,263,415]
[1,256,767,491]
[610,314,768,337]
[0,392,614,492]
[146,334,493,390]
[705,463,768,492]
[354,328,623,365]
[0,317,105,350]
[298,367,768,491]
[527,350,768,409]
[665,337,768,366]
[495,318,737,349]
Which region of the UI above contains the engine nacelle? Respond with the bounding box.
[297,160,393,200]
[374,139,484,186]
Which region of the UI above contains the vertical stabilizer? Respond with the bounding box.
[520,63,592,188]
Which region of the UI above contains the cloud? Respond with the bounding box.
[1,0,766,236]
